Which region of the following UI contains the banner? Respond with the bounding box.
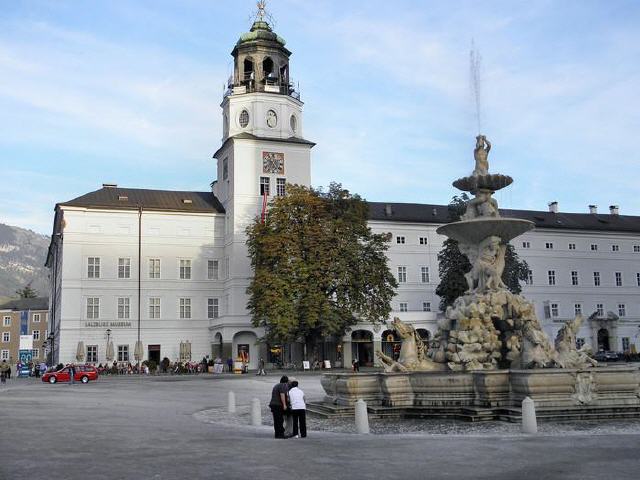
[20,311,28,335]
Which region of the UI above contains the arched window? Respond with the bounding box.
[263,56,275,81]
[243,58,254,83]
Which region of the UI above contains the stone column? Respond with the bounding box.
[222,342,233,361]
[373,339,382,367]
[342,339,352,370]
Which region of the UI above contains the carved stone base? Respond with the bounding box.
[310,366,640,422]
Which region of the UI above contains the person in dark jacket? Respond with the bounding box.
[269,376,289,438]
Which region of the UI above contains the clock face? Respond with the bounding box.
[262,152,285,174]
[266,109,277,128]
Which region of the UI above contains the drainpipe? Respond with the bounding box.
[138,206,142,360]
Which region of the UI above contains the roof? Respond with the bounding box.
[368,202,640,234]
[59,187,225,214]
[214,132,315,158]
[236,20,286,48]
[0,297,49,311]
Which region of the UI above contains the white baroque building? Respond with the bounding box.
[46,19,640,369]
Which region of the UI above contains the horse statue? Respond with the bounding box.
[375,317,443,372]
[554,315,597,369]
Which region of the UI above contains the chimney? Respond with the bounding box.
[384,204,393,217]
[588,205,598,214]
[609,205,619,215]
[548,201,558,213]
[102,183,118,188]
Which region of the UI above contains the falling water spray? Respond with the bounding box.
[470,40,483,135]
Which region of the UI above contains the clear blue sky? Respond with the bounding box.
[1,0,639,234]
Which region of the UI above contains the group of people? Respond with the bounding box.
[0,360,48,383]
[269,375,307,439]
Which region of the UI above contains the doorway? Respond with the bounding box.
[597,328,610,351]
[148,345,161,364]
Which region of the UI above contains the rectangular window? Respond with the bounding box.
[397,266,407,283]
[548,270,556,286]
[222,157,228,180]
[149,298,161,319]
[32,330,40,340]
[596,303,604,316]
[551,303,559,317]
[576,338,585,349]
[87,345,98,363]
[568,243,576,250]
[622,337,630,352]
[117,345,129,362]
[420,266,430,283]
[118,257,131,279]
[615,272,622,287]
[574,303,582,316]
[179,298,191,319]
[32,348,39,359]
[117,297,130,319]
[149,259,161,279]
[419,237,428,245]
[612,244,619,252]
[1,350,9,360]
[276,178,286,196]
[396,236,406,244]
[208,298,219,319]
[3,316,10,327]
[593,272,600,286]
[2,332,9,343]
[526,270,534,285]
[260,177,270,196]
[399,302,408,312]
[618,304,626,317]
[208,260,219,280]
[545,242,553,249]
[87,257,101,278]
[32,313,40,323]
[571,271,579,286]
[522,241,530,248]
[637,273,640,286]
[634,245,640,253]
[179,259,192,280]
[590,244,598,251]
[87,297,100,319]
[422,302,431,312]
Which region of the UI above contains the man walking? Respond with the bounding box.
[256,357,266,376]
[269,375,289,439]
[68,364,75,385]
[226,357,233,373]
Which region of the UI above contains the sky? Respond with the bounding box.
[1,0,639,235]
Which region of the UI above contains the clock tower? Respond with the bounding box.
[211,10,314,358]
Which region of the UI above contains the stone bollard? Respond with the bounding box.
[228,391,236,414]
[521,396,537,434]
[354,399,370,434]
[251,398,262,426]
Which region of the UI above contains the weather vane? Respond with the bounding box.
[251,0,275,26]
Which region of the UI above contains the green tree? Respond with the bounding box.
[246,183,397,346]
[435,194,529,310]
[16,284,38,299]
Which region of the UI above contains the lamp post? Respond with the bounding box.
[47,333,54,367]
[106,328,112,363]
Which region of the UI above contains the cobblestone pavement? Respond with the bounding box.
[1,374,640,480]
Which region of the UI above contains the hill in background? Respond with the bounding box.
[0,223,50,299]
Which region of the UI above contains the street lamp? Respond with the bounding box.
[47,333,54,366]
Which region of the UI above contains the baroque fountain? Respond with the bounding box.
[316,137,640,421]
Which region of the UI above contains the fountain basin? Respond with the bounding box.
[436,218,534,244]
[309,366,640,422]
[453,173,513,193]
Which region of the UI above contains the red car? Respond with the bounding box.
[42,365,98,384]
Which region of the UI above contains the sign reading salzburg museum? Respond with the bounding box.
[84,321,132,328]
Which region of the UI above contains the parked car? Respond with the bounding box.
[42,365,98,384]
[592,351,620,362]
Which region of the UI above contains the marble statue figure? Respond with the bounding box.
[473,135,491,176]
[376,317,441,372]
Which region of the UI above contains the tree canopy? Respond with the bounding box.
[435,194,529,310]
[16,284,38,299]
[246,183,397,344]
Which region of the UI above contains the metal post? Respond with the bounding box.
[355,399,370,434]
[251,398,261,426]
[228,391,236,413]
[521,396,538,434]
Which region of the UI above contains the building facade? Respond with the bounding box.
[46,18,640,368]
[0,297,49,365]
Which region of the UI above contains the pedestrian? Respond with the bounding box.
[68,364,75,385]
[0,360,9,384]
[352,358,360,372]
[288,380,307,438]
[256,357,266,376]
[226,357,233,373]
[16,362,22,378]
[269,375,289,439]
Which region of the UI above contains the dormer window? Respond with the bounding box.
[182,199,193,204]
[118,195,128,201]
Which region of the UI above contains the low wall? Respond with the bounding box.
[317,366,640,421]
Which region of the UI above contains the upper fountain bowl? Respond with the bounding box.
[453,173,513,193]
